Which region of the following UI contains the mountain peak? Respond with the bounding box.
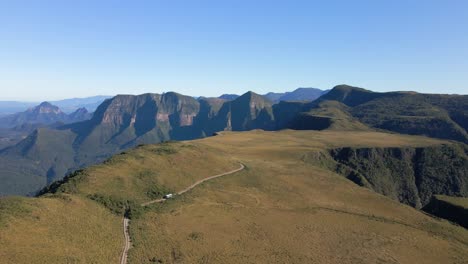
[74,107,89,114]
[38,101,54,107]
[239,91,270,101]
[331,84,370,93]
[318,85,378,107]
[31,102,62,114]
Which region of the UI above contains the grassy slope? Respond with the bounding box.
[128,130,468,264]
[1,130,467,263]
[435,195,468,208]
[0,195,121,263]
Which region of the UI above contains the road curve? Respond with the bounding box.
[121,163,245,264]
[141,163,245,206]
[120,217,131,264]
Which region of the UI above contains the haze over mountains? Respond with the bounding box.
[218,87,328,103]
[0,102,92,128]
[0,85,467,200]
[0,85,467,264]
[0,95,111,116]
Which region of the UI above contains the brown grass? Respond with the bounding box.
[1,130,466,264]
[127,130,467,263]
[0,194,121,263]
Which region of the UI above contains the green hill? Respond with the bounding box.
[1,130,467,263]
[288,85,468,143]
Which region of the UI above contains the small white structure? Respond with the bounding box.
[163,193,173,199]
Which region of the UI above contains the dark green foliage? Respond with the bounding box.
[146,184,172,199]
[37,170,88,196]
[126,203,145,219]
[329,144,468,208]
[272,101,307,129]
[149,257,164,263]
[423,195,468,228]
[289,114,332,130]
[291,85,468,143]
[414,145,468,204]
[87,193,145,219]
[87,194,128,215]
[152,145,177,155]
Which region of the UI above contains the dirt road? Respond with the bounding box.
[121,163,245,263]
[141,163,245,206]
[120,217,131,264]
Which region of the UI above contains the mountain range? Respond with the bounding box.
[0,102,92,128]
[219,87,328,103]
[0,85,466,197]
[289,85,468,143]
[1,85,468,263]
[0,95,111,115]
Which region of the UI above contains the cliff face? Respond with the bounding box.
[328,144,468,208]
[0,91,279,196]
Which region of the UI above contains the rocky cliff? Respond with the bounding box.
[326,144,468,208]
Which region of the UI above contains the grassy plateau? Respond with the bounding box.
[0,130,467,263]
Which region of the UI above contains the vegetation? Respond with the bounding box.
[1,130,468,263]
[0,195,121,263]
[423,195,468,228]
[126,130,468,263]
[1,85,467,197]
[327,144,468,208]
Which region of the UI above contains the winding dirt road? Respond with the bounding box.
[120,217,130,264]
[120,163,245,264]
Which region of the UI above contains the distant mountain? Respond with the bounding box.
[50,95,111,113]
[287,85,468,143]
[0,96,111,116]
[0,102,92,128]
[264,88,329,103]
[0,101,38,116]
[0,91,278,195]
[219,94,239,100]
[263,92,284,102]
[220,88,328,103]
[68,107,92,121]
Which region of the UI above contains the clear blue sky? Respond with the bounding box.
[0,0,467,100]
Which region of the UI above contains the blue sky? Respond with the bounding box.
[0,0,467,100]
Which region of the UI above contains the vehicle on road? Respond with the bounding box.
[163,193,173,199]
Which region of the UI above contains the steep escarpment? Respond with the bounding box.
[0,91,277,196]
[327,144,468,208]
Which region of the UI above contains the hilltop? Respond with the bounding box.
[288,85,468,143]
[1,130,467,263]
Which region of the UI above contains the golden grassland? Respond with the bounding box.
[67,142,239,204]
[435,195,468,209]
[127,130,467,263]
[0,130,467,263]
[0,195,121,263]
